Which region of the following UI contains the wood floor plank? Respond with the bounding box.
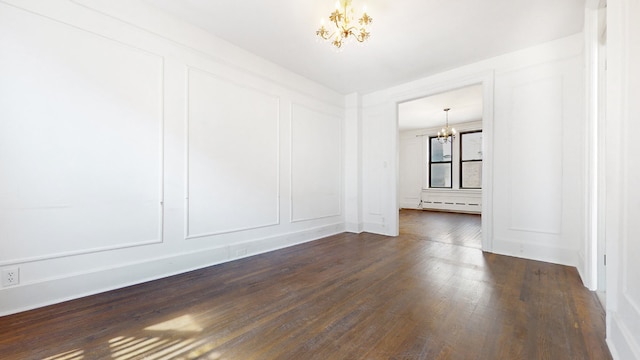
[0,210,611,359]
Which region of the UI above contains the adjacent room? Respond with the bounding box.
[398,85,483,249]
[1,0,638,359]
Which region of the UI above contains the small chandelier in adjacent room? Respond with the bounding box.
[437,108,456,144]
[316,0,372,49]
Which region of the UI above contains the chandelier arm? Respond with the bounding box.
[342,26,368,42]
[319,30,336,40]
[333,15,341,28]
[317,0,371,48]
[354,31,368,42]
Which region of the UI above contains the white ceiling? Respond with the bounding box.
[398,84,483,131]
[144,0,585,95]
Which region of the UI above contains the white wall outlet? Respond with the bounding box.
[2,267,20,287]
[235,248,248,257]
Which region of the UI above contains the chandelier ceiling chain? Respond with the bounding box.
[437,108,456,144]
[316,0,372,49]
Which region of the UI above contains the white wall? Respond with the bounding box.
[492,51,584,266]
[344,93,363,233]
[605,0,640,358]
[0,0,345,316]
[399,132,423,209]
[361,102,399,235]
[359,34,586,265]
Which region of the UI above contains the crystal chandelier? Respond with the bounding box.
[437,108,456,144]
[316,0,372,49]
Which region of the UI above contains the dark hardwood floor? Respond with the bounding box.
[0,210,611,359]
[400,209,482,249]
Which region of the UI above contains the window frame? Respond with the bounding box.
[428,136,453,188]
[459,130,483,189]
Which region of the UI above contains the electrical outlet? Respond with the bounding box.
[235,248,248,257]
[2,268,19,287]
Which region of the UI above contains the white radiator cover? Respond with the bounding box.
[419,189,481,213]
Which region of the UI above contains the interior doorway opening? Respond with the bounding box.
[389,71,494,251]
[397,85,485,250]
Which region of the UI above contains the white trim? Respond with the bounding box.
[363,221,388,235]
[289,102,344,223]
[183,66,282,239]
[492,237,578,267]
[583,3,602,291]
[389,71,495,250]
[0,222,344,316]
[609,312,640,360]
[345,222,364,233]
[0,1,166,265]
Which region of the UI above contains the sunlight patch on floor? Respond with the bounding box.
[43,348,84,360]
[106,335,225,360]
[97,315,226,359]
[145,314,203,333]
[41,314,225,360]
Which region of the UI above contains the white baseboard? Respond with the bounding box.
[491,237,578,268]
[363,222,393,236]
[345,222,364,233]
[0,222,344,317]
[608,312,640,360]
[576,250,589,289]
[399,202,420,209]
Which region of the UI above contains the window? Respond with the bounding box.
[429,136,452,188]
[460,131,482,189]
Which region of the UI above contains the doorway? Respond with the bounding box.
[395,79,492,252]
[398,85,483,212]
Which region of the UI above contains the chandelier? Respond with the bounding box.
[437,108,456,144]
[316,0,372,49]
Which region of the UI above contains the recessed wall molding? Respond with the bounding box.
[0,1,166,61]
[290,103,342,223]
[362,107,387,217]
[0,239,164,267]
[185,67,281,239]
[506,76,564,236]
[67,0,343,106]
[0,2,165,264]
[506,226,562,236]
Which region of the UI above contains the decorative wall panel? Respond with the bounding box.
[290,104,341,222]
[508,77,563,234]
[0,4,164,263]
[186,68,279,238]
